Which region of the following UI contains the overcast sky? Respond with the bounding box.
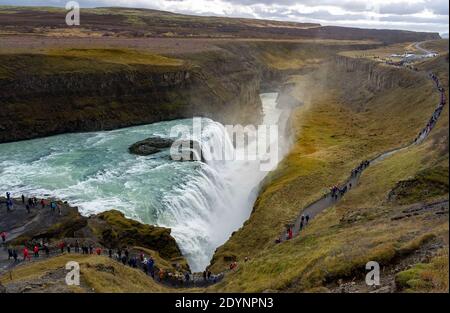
[1,0,448,36]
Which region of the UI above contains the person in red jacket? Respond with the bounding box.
[33,245,39,258]
[288,227,293,240]
[0,231,7,244]
[96,247,102,255]
[23,247,30,261]
[58,241,65,254]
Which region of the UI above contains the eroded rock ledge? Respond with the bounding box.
[0,197,189,272]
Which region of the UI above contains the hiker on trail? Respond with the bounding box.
[96,247,102,256]
[306,215,310,225]
[159,268,165,282]
[28,198,33,208]
[288,227,294,240]
[108,248,113,258]
[117,249,122,259]
[50,202,56,213]
[124,248,129,260]
[67,244,71,254]
[6,192,10,200]
[21,195,25,204]
[139,252,144,262]
[207,270,212,281]
[130,257,138,268]
[89,245,93,254]
[33,245,39,258]
[331,186,339,200]
[301,215,305,224]
[299,221,304,232]
[121,255,127,265]
[1,231,7,244]
[44,244,49,257]
[8,248,13,260]
[13,249,18,262]
[184,272,190,283]
[75,240,80,253]
[6,199,12,211]
[148,257,155,278]
[59,241,65,253]
[40,199,45,209]
[23,247,30,261]
[26,204,30,214]
[142,258,148,275]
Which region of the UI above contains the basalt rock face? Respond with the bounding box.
[324,55,431,109]
[0,50,263,143]
[332,55,425,92]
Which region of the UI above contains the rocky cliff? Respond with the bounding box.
[332,55,425,92]
[0,197,188,271]
[0,49,263,143]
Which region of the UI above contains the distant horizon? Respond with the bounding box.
[0,0,448,36]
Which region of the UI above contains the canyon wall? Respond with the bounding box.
[332,55,425,91]
[0,50,265,143]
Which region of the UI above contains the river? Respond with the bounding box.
[0,93,287,271]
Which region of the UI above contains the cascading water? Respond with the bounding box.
[159,93,288,271]
[0,93,289,272]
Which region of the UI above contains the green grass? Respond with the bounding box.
[421,39,450,54]
[387,165,449,205]
[0,48,185,79]
[396,248,449,293]
[211,141,448,292]
[209,52,449,292]
[48,48,184,66]
[0,254,168,292]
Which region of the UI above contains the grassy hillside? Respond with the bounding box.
[208,49,449,292]
[0,254,168,292]
[0,48,185,80]
[421,39,450,54]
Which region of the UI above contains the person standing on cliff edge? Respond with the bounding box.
[0,231,7,244]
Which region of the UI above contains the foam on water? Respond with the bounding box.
[0,93,287,271]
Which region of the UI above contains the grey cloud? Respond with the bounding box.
[0,0,448,34]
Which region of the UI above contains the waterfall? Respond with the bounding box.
[0,92,288,274]
[159,93,287,272]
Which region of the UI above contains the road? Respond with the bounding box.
[414,41,434,55]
